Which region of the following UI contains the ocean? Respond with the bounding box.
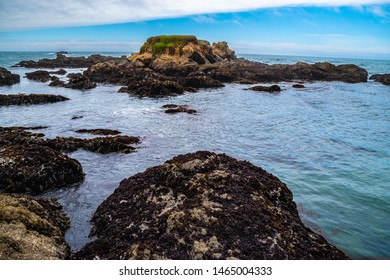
[0,51,389,259]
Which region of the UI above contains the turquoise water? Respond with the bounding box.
[0,52,389,259]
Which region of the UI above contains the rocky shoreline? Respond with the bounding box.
[2,35,384,259]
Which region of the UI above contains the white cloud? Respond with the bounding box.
[369,5,388,16]
[1,0,389,31]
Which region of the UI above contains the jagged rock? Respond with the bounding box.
[0,144,85,194]
[178,76,224,89]
[71,115,83,120]
[48,77,66,87]
[74,151,349,260]
[162,104,197,114]
[0,67,20,86]
[0,94,69,106]
[118,78,184,97]
[25,70,52,82]
[13,53,124,68]
[75,129,121,136]
[65,73,96,90]
[0,194,70,259]
[293,84,305,88]
[369,74,390,85]
[246,85,281,93]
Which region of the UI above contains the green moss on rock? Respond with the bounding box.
[140,35,198,55]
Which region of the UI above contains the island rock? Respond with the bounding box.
[0,67,20,86]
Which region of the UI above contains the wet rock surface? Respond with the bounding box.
[293,84,305,88]
[0,93,69,106]
[65,73,96,90]
[74,151,348,260]
[162,104,197,114]
[119,78,184,97]
[13,52,123,68]
[0,67,20,86]
[246,85,282,93]
[25,70,52,82]
[370,74,390,85]
[75,129,121,135]
[0,193,70,259]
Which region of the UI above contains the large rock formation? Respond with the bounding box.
[13,52,124,68]
[0,94,69,106]
[0,67,20,86]
[0,194,70,259]
[75,151,348,260]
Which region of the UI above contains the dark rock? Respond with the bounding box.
[0,193,70,259]
[369,74,390,85]
[178,76,224,89]
[0,67,20,86]
[292,84,305,88]
[246,85,281,93]
[49,69,67,75]
[0,144,85,195]
[48,77,66,87]
[71,115,83,120]
[65,73,96,90]
[0,94,69,106]
[162,104,197,114]
[25,70,51,82]
[74,151,349,260]
[46,135,140,154]
[119,78,184,97]
[75,129,121,136]
[13,53,124,68]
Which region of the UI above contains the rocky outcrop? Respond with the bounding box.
[246,85,281,93]
[0,194,70,259]
[293,84,305,88]
[13,52,124,68]
[75,129,121,136]
[118,78,184,97]
[162,104,197,114]
[0,67,20,86]
[49,69,67,75]
[201,60,368,84]
[0,94,69,106]
[25,70,52,82]
[74,151,348,260]
[65,73,96,90]
[369,74,390,85]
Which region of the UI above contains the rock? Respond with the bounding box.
[0,67,20,86]
[48,77,66,87]
[0,193,70,259]
[71,115,83,120]
[25,70,52,82]
[293,84,305,88]
[369,74,390,85]
[119,78,184,97]
[211,41,237,60]
[74,151,349,260]
[0,94,69,106]
[46,135,140,154]
[246,85,281,93]
[178,76,224,89]
[162,104,197,114]
[49,69,67,75]
[65,73,96,90]
[75,129,121,136]
[0,144,85,194]
[13,53,124,68]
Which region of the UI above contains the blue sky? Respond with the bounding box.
[0,1,389,59]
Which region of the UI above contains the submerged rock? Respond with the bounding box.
[0,194,70,259]
[75,129,121,136]
[75,151,348,260]
[0,93,69,106]
[293,84,305,88]
[0,67,20,86]
[65,73,96,90]
[49,69,67,75]
[369,74,390,85]
[246,85,281,93]
[162,104,197,114]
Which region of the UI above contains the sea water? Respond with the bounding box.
[0,52,389,259]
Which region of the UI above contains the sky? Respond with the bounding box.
[0,0,389,59]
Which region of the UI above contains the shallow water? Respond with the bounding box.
[1,52,390,258]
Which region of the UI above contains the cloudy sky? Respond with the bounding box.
[0,0,389,58]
